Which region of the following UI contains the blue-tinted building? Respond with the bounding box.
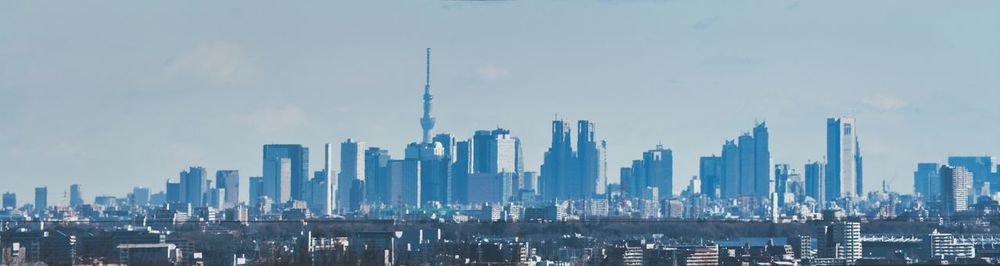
[263,144,309,204]
[180,166,207,207]
[805,161,825,204]
[216,170,239,208]
[699,156,723,199]
[826,117,861,201]
[914,163,941,201]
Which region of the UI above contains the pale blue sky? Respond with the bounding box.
[2,1,999,204]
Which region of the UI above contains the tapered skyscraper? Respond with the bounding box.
[420,48,435,144]
[826,117,861,200]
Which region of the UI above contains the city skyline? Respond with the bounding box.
[3,1,1000,203]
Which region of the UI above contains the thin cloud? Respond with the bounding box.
[242,106,308,134]
[692,16,720,31]
[703,55,759,66]
[861,94,906,111]
[165,42,254,83]
[476,64,509,80]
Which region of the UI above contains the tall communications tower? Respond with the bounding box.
[420,48,435,144]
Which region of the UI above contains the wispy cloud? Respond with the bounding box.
[165,42,254,83]
[861,94,906,111]
[476,64,509,80]
[703,55,759,66]
[691,16,720,31]
[242,106,307,134]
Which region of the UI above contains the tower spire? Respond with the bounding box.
[420,48,436,144]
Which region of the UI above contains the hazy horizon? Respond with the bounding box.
[2,1,999,204]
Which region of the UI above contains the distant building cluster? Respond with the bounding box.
[4,49,1000,265]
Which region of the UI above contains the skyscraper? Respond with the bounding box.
[941,165,972,215]
[774,164,790,207]
[716,122,771,199]
[248,176,264,208]
[312,143,335,216]
[472,129,518,175]
[577,120,606,198]
[805,161,826,204]
[365,147,391,205]
[643,145,674,200]
[699,156,723,199]
[404,140,449,205]
[433,134,456,164]
[622,145,674,200]
[216,170,240,208]
[166,180,181,204]
[540,119,604,200]
[131,186,150,208]
[70,184,83,207]
[452,140,473,204]
[753,122,772,197]
[401,159,422,207]
[721,140,740,198]
[34,187,47,213]
[737,133,756,196]
[947,156,996,196]
[180,166,207,207]
[2,192,15,209]
[262,144,309,204]
[542,120,573,201]
[914,163,941,201]
[826,117,861,201]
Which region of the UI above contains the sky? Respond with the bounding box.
[2,1,999,205]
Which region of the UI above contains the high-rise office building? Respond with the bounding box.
[753,123,772,197]
[737,133,756,196]
[914,163,941,201]
[263,144,309,204]
[2,192,15,209]
[721,140,740,198]
[805,161,825,204]
[131,186,150,207]
[717,122,771,199]
[248,176,264,208]
[947,156,996,196]
[365,147,391,205]
[180,166,207,207]
[521,171,538,193]
[699,156,723,199]
[622,145,674,200]
[400,159,422,207]
[216,170,240,208]
[473,129,518,174]
[541,120,574,201]
[417,148,449,205]
[70,184,83,207]
[34,186,47,213]
[774,164,790,207]
[577,121,607,198]
[166,180,181,203]
[433,134,456,164]
[826,117,861,201]
[941,165,972,215]
[644,145,673,200]
[308,143,335,216]
[787,171,805,202]
[452,140,473,204]
[339,139,366,213]
[540,119,604,200]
